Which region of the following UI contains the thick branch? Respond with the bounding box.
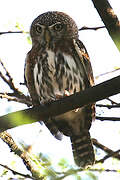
[91,0,120,51]
[0,75,120,131]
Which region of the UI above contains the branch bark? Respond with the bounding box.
[0,131,44,179]
[91,0,120,51]
[0,75,120,131]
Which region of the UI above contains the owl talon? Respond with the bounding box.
[55,94,63,99]
[55,90,70,99]
[74,108,79,112]
[64,90,70,96]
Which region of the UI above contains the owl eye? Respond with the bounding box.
[53,23,63,31]
[36,25,42,33]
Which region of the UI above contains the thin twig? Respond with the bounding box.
[0,26,105,35]
[93,138,120,161]
[79,25,105,31]
[96,149,120,164]
[106,97,118,105]
[0,163,35,179]
[0,59,13,81]
[96,103,120,109]
[0,92,32,106]
[95,68,120,79]
[57,167,120,180]
[0,31,28,35]
[0,59,19,92]
[96,116,120,121]
[0,59,32,106]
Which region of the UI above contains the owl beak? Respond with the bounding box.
[44,29,51,45]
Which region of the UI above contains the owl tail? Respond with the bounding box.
[70,131,95,167]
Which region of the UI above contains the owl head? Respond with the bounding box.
[30,11,79,45]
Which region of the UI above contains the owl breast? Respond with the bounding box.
[33,49,85,103]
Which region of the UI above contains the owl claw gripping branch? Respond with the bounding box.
[25,11,95,167]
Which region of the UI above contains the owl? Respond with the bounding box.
[25,11,95,167]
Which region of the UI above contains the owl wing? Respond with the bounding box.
[75,39,94,87]
[24,49,63,140]
[75,39,95,120]
[24,51,40,106]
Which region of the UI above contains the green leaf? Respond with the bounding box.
[0,169,8,177]
[86,172,98,180]
[58,158,70,170]
[74,174,82,180]
[27,36,32,44]
[15,22,24,31]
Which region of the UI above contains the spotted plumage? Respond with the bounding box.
[25,11,95,167]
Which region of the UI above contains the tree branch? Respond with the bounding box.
[96,149,120,164]
[96,116,120,121]
[0,59,32,106]
[0,59,19,93]
[96,104,120,109]
[93,139,120,161]
[91,0,120,51]
[0,75,120,131]
[0,92,32,106]
[0,25,105,36]
[95,68,120,79]
[0,163,35,179]
[0,26,105,36]
[0,31,26,35]
[57,167,120,180]
[79,25,105,31]
[0,131,44,179]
